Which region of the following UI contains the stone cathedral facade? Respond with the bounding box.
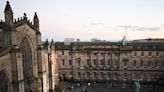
[0,2,58,92]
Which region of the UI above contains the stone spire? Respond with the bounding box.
[4,1,14,26]
[33,12,39,31]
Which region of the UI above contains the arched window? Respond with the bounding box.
[20,37,33,80]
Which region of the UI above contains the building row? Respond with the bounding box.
[55,39,164,84]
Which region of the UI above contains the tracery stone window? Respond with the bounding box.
[0,70,8,92]
[20,37,33,80]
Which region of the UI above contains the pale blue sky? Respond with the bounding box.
[0,0,164,41]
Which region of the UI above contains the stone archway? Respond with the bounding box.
[20,37,33,92]
[0,70,8,92]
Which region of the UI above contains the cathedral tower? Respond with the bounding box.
[4,1,14,27]
[33,12,39,31]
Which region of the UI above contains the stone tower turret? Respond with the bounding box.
[33,12,39,31]
[4,1,14,26]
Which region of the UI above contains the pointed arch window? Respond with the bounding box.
[20,37,33,80]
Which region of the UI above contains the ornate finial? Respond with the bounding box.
[23,13,27,20]
[45,39,49,46]
[34,12,38,18]
[6,1,9,5]
[51,39,54,45]
[24,13,26,16]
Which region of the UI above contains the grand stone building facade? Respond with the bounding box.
[0,2,58,92]
[55,39,164,85]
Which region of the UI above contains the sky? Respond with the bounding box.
[0,0,164,41]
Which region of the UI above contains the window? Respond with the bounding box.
[101,60,105,66]
[62,51,64,55]
[148,52,152,56]
[115,53,118,56]
[94,72,97,78]
[123,59,128,67]
[156,52,159,56]
[87,52,90,56]
[108,72,112,79]
[77,60,80,66]
[77,72,81,79]
[124,53,128,57]
[124,73,127,80]
[69,60,72,66]
[108,53,110,56]
[132,73,136,80]
[147,61,151,67]
[87,59,90,66]
[155,61,158,67]
[62,59,65,66]
[94,53,97,56]
[69,52,72,55]
[87,72,90,78]
[133,60,136,67]
[141,52,144,56]
[115,60,118,66]
[113,73,118,80]
[134,52,137,56]
[101,72,104,79]
[20,37,33,80]
[101,53,104,56]
[94,60,97,66]
[140,60,143,67]
[108,60,110,66]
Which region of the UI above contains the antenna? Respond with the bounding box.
[125,25,127,38]
[122,25,128,45]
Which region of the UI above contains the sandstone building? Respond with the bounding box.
[0,2,58,92]
[55,39,164,85]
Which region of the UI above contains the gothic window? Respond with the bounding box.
[20,37,33,80]
[0,70,8,92]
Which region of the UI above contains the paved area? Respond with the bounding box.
[56,82,164,92]
[71,86,164,92]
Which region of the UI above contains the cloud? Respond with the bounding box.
[113,25,160,31]
[90,22,104,26]
[136,27,160,31]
